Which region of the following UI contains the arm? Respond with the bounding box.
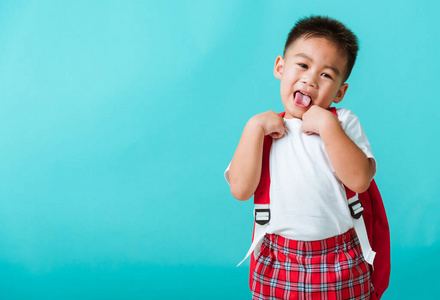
[302,106,375,193]
[229,111,285,201]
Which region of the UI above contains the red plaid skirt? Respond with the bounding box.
[251,228,373,299]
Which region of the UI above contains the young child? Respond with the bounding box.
[225,16,376,299]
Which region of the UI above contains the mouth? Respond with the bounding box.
[293,91,313,108]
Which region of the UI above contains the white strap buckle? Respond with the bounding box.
[348,196,363,219]
[255,207,270,225]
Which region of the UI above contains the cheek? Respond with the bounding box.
[331,87,342,99]
[322,85,339,98]
[279,81,289,95]
[280,77,294,92]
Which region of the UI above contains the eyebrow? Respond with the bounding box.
[294,53,341,77]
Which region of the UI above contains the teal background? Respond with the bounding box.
[0,0,438,299]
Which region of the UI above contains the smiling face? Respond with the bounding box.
[274,37,350,119]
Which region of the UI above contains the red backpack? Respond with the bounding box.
[241,109,390,299]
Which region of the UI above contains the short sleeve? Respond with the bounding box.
[337,108,377,177]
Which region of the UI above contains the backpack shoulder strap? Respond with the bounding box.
[331,107,377,264]
[253,135,273,205]
[238,112,285,267]
[254,111,285,205]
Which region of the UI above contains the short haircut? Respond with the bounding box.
[284,16,359,81]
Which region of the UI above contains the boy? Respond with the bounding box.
[225,16,376,299]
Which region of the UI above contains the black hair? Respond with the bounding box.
[284,16,359,81]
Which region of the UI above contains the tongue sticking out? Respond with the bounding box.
[293,92,312,108]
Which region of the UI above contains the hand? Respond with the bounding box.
[301,105,338,135]
[250,111,286,139]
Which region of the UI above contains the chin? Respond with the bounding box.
[284,110,305,120]
[284,106,309,119]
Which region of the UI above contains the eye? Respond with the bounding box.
[298,63,308,69]
[321,73,333,80]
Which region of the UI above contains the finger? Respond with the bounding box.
[269,129,285,139]
[270,131,281,139]
[301,125,312,135]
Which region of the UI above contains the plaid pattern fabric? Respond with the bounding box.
[251,228,373,300]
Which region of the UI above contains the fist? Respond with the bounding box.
[301,106,337,135]
[251,111,286,139]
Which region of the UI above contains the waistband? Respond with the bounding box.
[264,228,360,257]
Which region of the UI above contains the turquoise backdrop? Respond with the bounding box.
[0,0,438,299]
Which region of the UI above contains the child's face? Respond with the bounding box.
[274,37,349,119]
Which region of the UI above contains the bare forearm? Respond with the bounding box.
[320,121,374,193]
[229,120,265,201]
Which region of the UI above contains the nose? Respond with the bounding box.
[301,72,318,88]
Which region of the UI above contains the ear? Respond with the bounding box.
[273,55,284,79]
[334,83,349,103]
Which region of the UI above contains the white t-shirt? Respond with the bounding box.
[225,108,376,241]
